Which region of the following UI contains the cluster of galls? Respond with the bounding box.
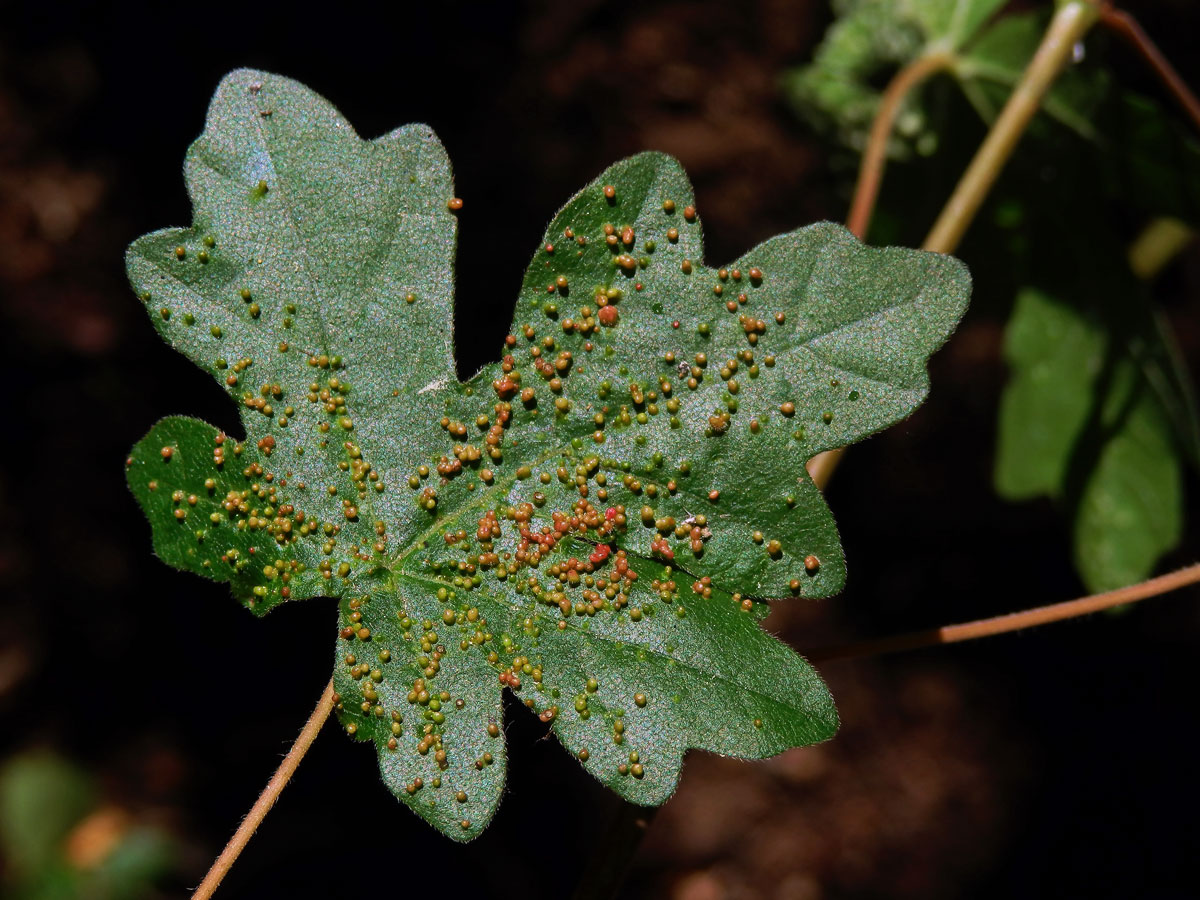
[505,497,628,583]
[496,654,540,692]
[431,404,512,478]
[331,574,501,832]
[306,375,347,418]
[327,184,841,821]
[536,547,639,622]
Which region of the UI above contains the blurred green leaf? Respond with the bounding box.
[0,754,94,879]
[93,828,176,900]
[995,286,1186,592]
[792,3,1200,225]
[1095,92,1200,226]
[1073,353,1183,591]
[0,754,173,900]
[126,70,971,840]
[994,288,1106,500]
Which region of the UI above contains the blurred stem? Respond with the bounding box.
[807,562,1200,663]
[570,797,658,900]
[924,0,1100,254]
[193,679,335,900]
[1100,5,1200,134]
[809,1,1100,490]
[1128,217,1194,280]
[846,51,956,240]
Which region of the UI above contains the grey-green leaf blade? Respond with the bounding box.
[127,69,465,574]
[373,534,836,808]
[530,549,838,805]
[479,154,968,600]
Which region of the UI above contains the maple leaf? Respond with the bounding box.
[126,70,970,840]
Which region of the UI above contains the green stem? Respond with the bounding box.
[923,0,1101,254]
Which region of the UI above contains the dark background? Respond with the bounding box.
[2,2,1199,898]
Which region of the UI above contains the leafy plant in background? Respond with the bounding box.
[121,1,1200,896]
[789,0,1200,592]
[785,0,1098,158]
[0,754,174,900]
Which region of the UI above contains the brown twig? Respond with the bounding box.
[807,562,1200,663]
[1100,5,1200,135]
[846,52,956,240]
[192,679,336,900]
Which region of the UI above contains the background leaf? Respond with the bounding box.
[995,281,1186,593]
[955,10,1101,140]
[0,755,93,880]
[789,3,1198,593]
[1072,354,1183,591]
[994,288,1106,500]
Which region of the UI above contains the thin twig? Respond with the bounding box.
[1100,5,1200,134]
[807,562,1200,663]
[846,52,956,240]
[924,0,1100,253]
[193,679,336,900]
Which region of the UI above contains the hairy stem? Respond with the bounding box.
[924,0,1100,253]
[807,563,1200,663]
[193,679,336,900]
[1100,5,1200,134]
[810,2,1100,490]
[846,52,956,240]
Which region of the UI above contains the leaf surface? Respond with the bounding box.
[126,69,970,839]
